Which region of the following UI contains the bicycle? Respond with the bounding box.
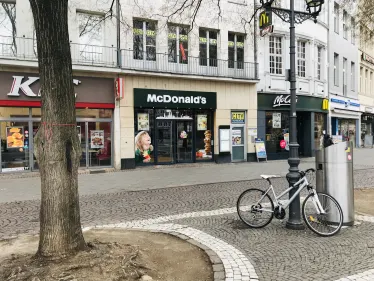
[236,168,343,237]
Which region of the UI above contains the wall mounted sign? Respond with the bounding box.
[330,98,360,112]
[259,10,272,30]
[231,111,245,124]
[0,72,115,105]
[134,88,217,109]
[272,94,298,108]
[362,53,374,65]
[322,99,329,110]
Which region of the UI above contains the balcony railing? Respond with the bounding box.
[0,36,117,67]
[121,49,257,80]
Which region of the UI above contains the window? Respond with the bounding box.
[365,69,369,94]
[0,3,16,56]
[78,12,104,62]
[228,32,244,69]
[317,47,322,80]
[269,36,282,74]
[199,29,218,67]
[265,112,289,154]
[360,67,364,93]
[351,62,355,91]
[334,53,339,86]
[168,24,188,64]
[370,71,374,96]
[343,10,348,39]
[133,19,157,61]
[334,3,339,34]
[343,58,347,95]
[351,18,355,44]
[297,41,306,77]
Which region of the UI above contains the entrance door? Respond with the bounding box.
[176,120,193,163]
[231,126,246,162]
[156,120,174,163]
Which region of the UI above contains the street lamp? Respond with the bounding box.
[259,0,324,230]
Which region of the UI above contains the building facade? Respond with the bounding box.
[0,0,259,173]
[256,0,329,160]
[358,22,374,147]
[327,0,360,147]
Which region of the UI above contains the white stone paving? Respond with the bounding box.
[83,207,374,281]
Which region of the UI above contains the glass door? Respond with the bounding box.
[156,120,174,163]
[87,121,112,167]
[176,120,193,163]
[0,121,30,173]
[231,126,246,162]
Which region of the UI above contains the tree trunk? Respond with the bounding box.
[29,0,87,259]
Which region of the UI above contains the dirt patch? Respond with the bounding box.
[355,188,374,216]
[0,229,213,281]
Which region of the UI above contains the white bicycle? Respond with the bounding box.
[237,168,343,237]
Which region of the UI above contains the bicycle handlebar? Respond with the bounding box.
[299,168,315,178]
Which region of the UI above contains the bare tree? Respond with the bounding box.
[29,0,87,259]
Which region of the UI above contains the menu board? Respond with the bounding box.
[6,127,24,149]
[219,129,230,152]
[255,138,267,161]
[90,130,104,149]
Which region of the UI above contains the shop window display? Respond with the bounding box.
[265,112,289,154]
[134,109,155,164]
[195,110,213,160]
[314,113,325,149]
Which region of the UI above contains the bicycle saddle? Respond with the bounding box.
[260,175,280,179]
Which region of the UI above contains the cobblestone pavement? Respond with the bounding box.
[1,173,374,280]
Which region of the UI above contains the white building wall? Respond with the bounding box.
[256,0,329,98]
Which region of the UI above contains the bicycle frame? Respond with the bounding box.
[257,175,326,214]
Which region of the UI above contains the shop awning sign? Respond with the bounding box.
[134,88,217,109]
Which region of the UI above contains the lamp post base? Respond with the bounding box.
[285,220,305,230]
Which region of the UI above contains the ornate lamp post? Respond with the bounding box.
[259,0,324,230]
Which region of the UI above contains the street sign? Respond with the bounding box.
[259,10,272,30]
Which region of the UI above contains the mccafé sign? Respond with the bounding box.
[0,72,115,105]
[134,88,217,109]
[273,94,298,108]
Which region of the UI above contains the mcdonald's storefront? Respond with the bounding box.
[256,93,328,160]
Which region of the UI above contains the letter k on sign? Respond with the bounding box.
[8,76,39,97]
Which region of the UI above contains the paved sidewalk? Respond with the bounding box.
[1,148,374,203]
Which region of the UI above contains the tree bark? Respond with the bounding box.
[29,0,87,259]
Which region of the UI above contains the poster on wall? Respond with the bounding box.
[283,133,289,151]
[197,115,208,131]
[272,113,281,128]
[232,130,242,146]
[135,131,153,164]
[6,127,24,149]
[137,113,149,131]
[90,130,104,149]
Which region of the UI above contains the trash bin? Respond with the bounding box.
[315,141,354,226]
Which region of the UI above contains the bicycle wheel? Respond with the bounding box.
[302,192,343,237]
[237,188,274,228]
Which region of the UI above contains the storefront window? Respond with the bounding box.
[338,119,356,147]
[195,110,213,161]
[265,112,289,154]
[314,113,325,149]
[134,109,155,165]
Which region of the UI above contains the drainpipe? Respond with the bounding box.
[254,0,258,79]
[116,0,121,67]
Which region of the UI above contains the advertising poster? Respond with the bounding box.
[283,133,289,151]
[6,127,24,149]
[255,138,267,159]
[197,115,207,131]
[272,113,281,128]
[137,113,149,131]
[232,129,242,146]
[90,130,104,149]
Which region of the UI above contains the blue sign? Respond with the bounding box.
[330,98,360,107]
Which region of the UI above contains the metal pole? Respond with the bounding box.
[116,0,121,67]
[254,0,258,79]
[286,0,304,230]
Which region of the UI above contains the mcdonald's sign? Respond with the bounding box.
[322,99,329,110]
[259,10,272,30]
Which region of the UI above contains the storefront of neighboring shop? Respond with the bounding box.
[257,93,328,160]
[330,96,361,147]
[0,72,115,173]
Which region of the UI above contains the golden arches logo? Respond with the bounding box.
[322,99,329,110]
[259,11,271,28]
